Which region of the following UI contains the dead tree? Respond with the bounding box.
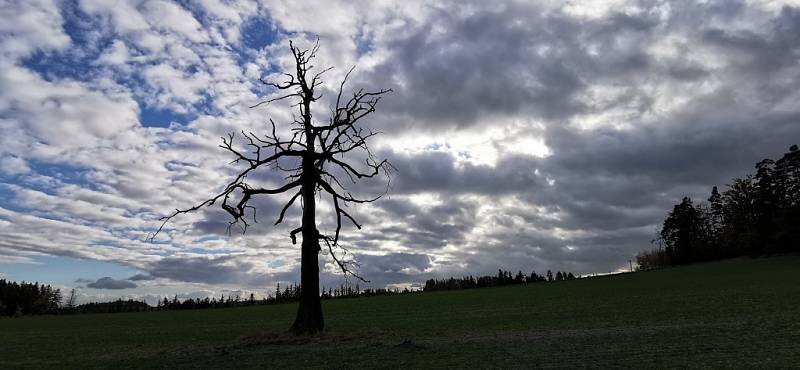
[150,40,392,334]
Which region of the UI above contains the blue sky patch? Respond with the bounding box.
[0,255,139,287]
[140,106,194,127]
[22,2,110,83]
[240,14,282,51]
[354,25,375,56]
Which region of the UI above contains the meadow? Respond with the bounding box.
[1,256,799,368]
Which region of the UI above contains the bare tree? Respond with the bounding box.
[150,39,393,334]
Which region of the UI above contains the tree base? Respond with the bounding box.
[289,317,324,335]
[290,299,324,335]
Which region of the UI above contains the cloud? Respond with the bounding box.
[0,65,140,151]
[384,150,545,195]
[86,277,137,290]
[97,40,130,66]
[367,3,590,129]
[141,0,210,43]
[0,255,38,264]
[127,273,154,281]
[79,0,150,34]
[0,156,30,176]
[145,255,256,285]
[357,253,431,274]
[142,63,210,110]
[2,0,800,300]
[0,0,70,58]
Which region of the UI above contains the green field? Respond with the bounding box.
[2,257,799,369]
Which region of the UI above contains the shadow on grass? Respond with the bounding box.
[228,328,398,348]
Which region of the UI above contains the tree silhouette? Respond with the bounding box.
[660,197,710,264]
[151,39,393,334]
[640,144,799,268]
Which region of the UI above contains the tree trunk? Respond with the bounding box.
[290,230,323,334]
[290,131,324,334]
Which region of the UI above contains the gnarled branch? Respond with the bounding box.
[149,38,393,284]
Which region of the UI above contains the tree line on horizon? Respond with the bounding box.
[0,279,414,317]
[423,268,577,292]
[638,145,800,270]
[155,282,412,311]
[1,267,579,317]
[0,279,150,316]
[0,279,66,317]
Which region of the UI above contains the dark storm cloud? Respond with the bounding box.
[355,252,431,274]
[86,277,137,290]
[367,3,588,129]
[333,0,800,278]
[363,196,480,250]
[264,254,431,291]
[700,7,800,74]
[191,189,295,236]
[501,106,800,273]
[536,96,800,205]
[335,253,433,289]
[356,252,431,278]
[436,220,654,277]
[384,150,544,195]
[362,1,690,132]
[127,273,153,281]
[146,255,255,285]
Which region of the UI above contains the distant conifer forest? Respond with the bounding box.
[1,266,579,317]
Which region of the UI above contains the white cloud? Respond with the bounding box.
[0,156,30,176]
[379,119,550,167]
[563,0,637,19]
[142,63,210,110]
[97,40,130,66]
[79,0,150,34]
[0,255,38,264]
[0,0,70,58]
[141,0,210,43]
[199,0,259,43]
[0,65,140,151]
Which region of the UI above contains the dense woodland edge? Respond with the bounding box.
[637,145,799,269]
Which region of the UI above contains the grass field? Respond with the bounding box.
[2,256,799,369]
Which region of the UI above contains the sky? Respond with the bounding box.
[1,0,799,304]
